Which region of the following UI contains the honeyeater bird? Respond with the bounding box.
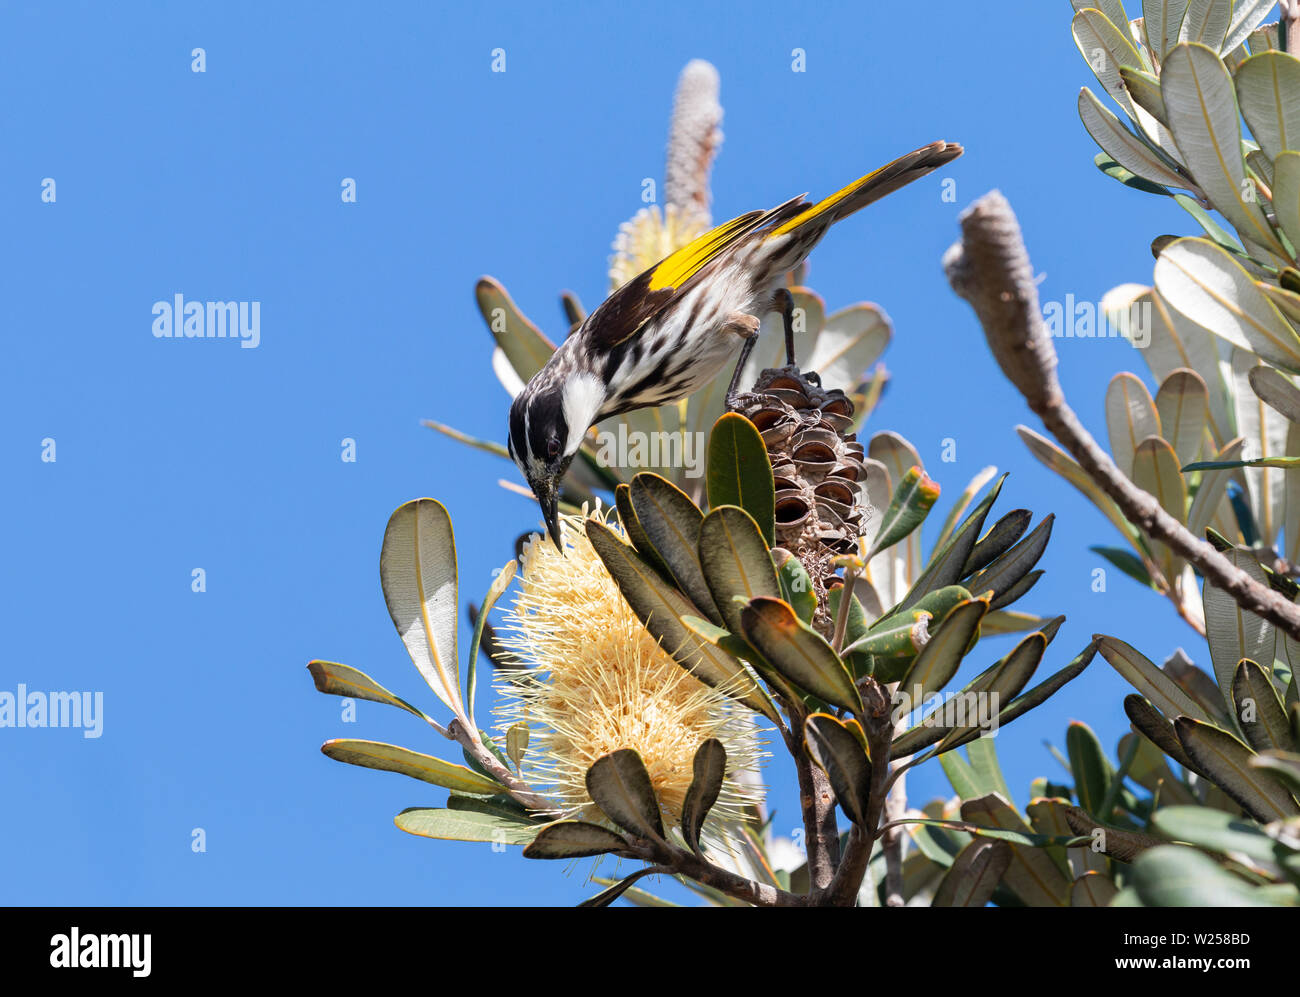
[508,139,963,549]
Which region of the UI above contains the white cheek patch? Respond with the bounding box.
[561,372,605,456]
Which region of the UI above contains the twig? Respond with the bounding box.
[448,720,561,815]
[623,839,806,906]
[943,191,1300,644]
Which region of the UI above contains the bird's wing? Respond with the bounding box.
[582,200,802,352]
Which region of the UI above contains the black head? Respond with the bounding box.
[508,387,575,550]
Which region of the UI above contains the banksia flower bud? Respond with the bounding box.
[734,367,870,636]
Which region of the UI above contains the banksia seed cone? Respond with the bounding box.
[734,366,869,636]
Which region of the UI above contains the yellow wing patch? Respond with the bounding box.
[646,211,763,291]
[769,168,888,237]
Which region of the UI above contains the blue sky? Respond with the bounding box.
[1,1,1215,905]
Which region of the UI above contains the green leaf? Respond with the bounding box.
[936,633,1046,753]
[842,609,931,675]
[1078,87,1189,192]
[1272,152,1300,255]
[771,548,817,624]
[1204,549,1274,706]
[1157,238,1300,373]
[1175,716,1300,821]
[1072,8,1148,122]
[959,794,1072,906]
[867,465,940,558]
[1124,693,1201,772]
[1251,750,1300,795]
[321,739,502,795]
[963,515,1054,604]
[1018,425,1140,545]
[578,866,663,907]
[1235,51,1300,163]
[422,419,511,460]
[992,640,1098,732]
[306,660,433,722]
[1105,372,1160,479]
[1090,545,1157,588]
[476,276,556,382]
[1130,845,1282,905]
[615,483,673,578]
[381,499,465,722]
[804,713,873,827]
[898,598,988,703]
[585,520,778,721]
[1161,44,1288,258]
[962,509,1031,577]
[395,806,537,845]
[522,821,630,859]
[1067,721,1113,815]
[931,839,1012,907]
[707,413,776,546]
[1248,362,1300,425]
[506,722,529,771]
[899,474,1007,610]
[1096,635,1209,721]
[1155,368,1210,467]
[681,738,727,855]
[1071,872,1120,907]
[1151,806,1280,866]
[629,472,719,624]
[931,466,998,554]
[467,559,515,721]
[1120,65,1168,123]
[741,597,862,713]
[1232,659,1297,752]
[585,749,665,841]
[698,505,780,637]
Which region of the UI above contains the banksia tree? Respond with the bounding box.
[926,0,1300,908]
[306,61,1099,906]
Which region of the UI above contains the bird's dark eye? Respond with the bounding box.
[547,437,562,458]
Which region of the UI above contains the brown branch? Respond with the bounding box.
[943,191,1300,644]
[786,712,839,891]
[623,839,806,907]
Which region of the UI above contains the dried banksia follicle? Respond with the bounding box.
[734,366,869,636]
[496,506,763,830]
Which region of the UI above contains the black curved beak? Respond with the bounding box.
[539,484,563,553]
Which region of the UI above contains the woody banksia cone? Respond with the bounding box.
[733,367,869,636]
[496,506,763,832]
